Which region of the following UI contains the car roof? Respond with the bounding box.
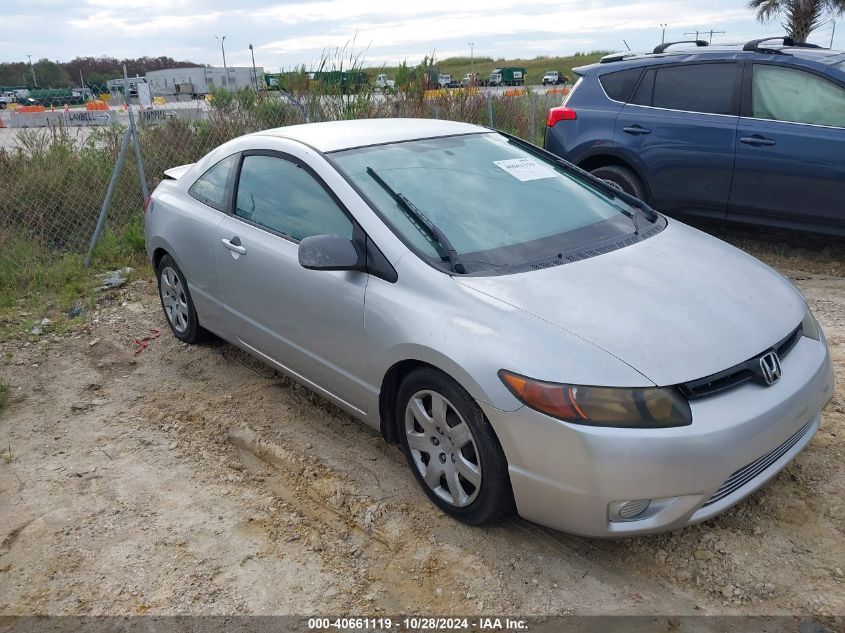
[253,118,488,153]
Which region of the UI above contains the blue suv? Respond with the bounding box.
[544,37,845,235]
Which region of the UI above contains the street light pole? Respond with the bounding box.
[27,54,38,87]
[660,24,668,44]
[215,35,228,75]
[468,41,475,82]
[249,44,258,90]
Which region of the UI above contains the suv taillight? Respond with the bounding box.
[546,107,576,127]
[144,196,153,212]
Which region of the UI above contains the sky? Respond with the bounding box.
[2,0,842,71]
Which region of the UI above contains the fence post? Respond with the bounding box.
[84,126,133,267]
[124,65,149,201]
[486,92,493,128]
[529,91,537,143]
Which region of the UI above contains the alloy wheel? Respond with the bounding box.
[160,266,189,333]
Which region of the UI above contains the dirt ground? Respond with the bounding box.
[1,227,843,617]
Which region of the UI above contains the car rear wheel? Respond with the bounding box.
[157,254,208,344]
[590,165,646,201]
[397,368,514,525]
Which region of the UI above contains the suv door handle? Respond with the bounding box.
[740,135,776,147]
[623,125,651,135]
[221,236,247,255]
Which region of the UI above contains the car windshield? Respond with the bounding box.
[330,132,658,274]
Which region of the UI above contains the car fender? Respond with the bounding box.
[364,258,653,417]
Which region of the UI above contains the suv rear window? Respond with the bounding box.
[631,63,738,115]
[598,68,642,102]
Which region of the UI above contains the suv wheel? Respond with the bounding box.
[590,165,646,201]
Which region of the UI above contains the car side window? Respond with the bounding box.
[188,154,238,212]
[647,63,738,115]
[630,68,655,106]
[234,155,353,241]
[599,68,642,102]
[752,64,845,128]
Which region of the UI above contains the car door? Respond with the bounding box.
[214,149,370,415]
[164,153,239,329]
[615,61,741,220]
[729,62,845,232]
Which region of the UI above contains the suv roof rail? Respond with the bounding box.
[742,35,824,52]
[652,40,708,54]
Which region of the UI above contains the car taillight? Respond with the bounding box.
[144,196,152,212]
[546,107,576,127]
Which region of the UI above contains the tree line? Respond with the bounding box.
[0,56,201,89]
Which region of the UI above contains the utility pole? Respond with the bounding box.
[660,24,668,44]
[684,30,701,41]
[249,44,258,90]
[831,20,837,49]
[468,42,475,81]
[26,54,37,87]
[215,35,228,80]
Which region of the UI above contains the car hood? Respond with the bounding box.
[455,221,805,386]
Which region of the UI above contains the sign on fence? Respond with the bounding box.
[9,110,116,128]
[138,108,205,124]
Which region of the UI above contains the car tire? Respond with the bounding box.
[397,367,514,526]
[590,165,646,200]
[0,102,6,110]
[156,254,209,344]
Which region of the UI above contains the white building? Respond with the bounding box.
[145,66,264,98]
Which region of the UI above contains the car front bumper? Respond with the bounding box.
[482,335,835,537]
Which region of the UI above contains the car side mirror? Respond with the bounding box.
[298,234,362,271]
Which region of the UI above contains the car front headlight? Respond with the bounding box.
[498,370,692,428]
[801,304,822,341]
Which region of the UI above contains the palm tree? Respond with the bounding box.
[747,0,845,43]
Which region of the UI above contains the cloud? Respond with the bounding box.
[0,0,841,68]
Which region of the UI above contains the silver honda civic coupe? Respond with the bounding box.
[145,119,834,537]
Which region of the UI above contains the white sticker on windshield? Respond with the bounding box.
[493,158,556,182]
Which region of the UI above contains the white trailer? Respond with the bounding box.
[145,66,264,99]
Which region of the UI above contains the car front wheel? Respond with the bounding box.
[397,368,514,525]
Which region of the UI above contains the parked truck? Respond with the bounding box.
[375,73,395,91]
[489,67,526,87]
[542,70,569,85]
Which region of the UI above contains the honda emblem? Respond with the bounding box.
[759,351,782,386]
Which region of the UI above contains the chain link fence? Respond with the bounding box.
[0,84,567,302]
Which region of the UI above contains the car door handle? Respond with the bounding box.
[623,125,651,135]
[740,136,776,147]
[221,237,247,255]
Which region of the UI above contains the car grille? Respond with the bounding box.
[678,324,802,400]
[702,419,814,507]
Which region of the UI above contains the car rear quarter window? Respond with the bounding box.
[234,155,353,241]
[637,63,738,115]
[598,68,643,102]
[188,154,238,212]
[752,64,845,128]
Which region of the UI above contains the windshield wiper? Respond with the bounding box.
[366,167,466,274]
[502,134,660,227]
